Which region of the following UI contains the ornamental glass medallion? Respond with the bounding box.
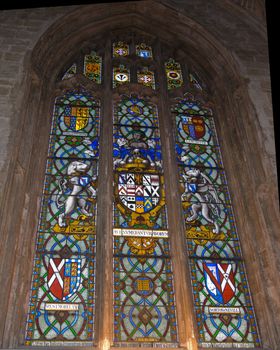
[113,41,129,57]
[172,93,261,347]
[165,58,183,89]
[84,51,102,83]
[136,43,153,58]
[25,91,99,346]
[113,65,130,88]
[113,96,178,345]
[137,67,155,89]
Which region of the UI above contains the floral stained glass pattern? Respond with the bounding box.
[84,51,102,83]
[172,93,261,347]
[25,91,100,346]
[113,96,178,345]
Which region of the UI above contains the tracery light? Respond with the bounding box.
[84,51,102,83]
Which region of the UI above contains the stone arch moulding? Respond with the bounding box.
[0,1,278,349]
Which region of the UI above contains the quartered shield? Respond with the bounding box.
[203,262,236,304]
[118,172,160,213]
[64,106,89,132]
[182,115,206,140]
[47,258,82,300]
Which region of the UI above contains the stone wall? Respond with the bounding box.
[0,6,76,202]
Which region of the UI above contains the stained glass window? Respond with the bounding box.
[25,34,262,348]
[172,92,261,347]
[25,90,100,346]
[113,64,130,88]
[113,41,129,57]
[62,63,77,80]
[136,43,153,58]
[189,72,203,91]
[84,51,102,83]
[165,58,183,89]
[137,67,155,89]
[113,96,178,345]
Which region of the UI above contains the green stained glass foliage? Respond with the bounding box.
[137,67,155,89]
[113,96,178,345]
[165,58,183,89]
[83,51,102,83]
[25,91,100,346]
[172,93,261,347]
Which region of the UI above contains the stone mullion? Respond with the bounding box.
[95,36,113,349]
[154,40,198,349]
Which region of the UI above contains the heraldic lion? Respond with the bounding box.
[57,161,96,227]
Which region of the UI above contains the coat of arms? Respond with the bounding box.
[64,106,89,132]
[182,115,205,140]
[203,262,236,304]
[47,258,81,300]
[114,158,166,231]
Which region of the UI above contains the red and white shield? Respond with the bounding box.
[47,258,81,300]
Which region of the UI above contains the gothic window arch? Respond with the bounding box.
[24,27,261,349]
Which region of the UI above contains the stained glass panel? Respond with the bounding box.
[172,93,261,347]
[113,41,129,57]
[165,58,183,89]
[84,51,102,83]
[136,43,153,58]
[62,63,76,80]
[25,91,100,346]
[189,72,203,91]
[113,65,130,88]
[137,67,155,89]
[113,96,178,345]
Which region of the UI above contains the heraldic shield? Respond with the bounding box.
[118,172,160,213]
[182,115,205,140]
[203,262,236,304]
[114,159,166,230]
[47,258,82,301]
[64,106,89,132]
